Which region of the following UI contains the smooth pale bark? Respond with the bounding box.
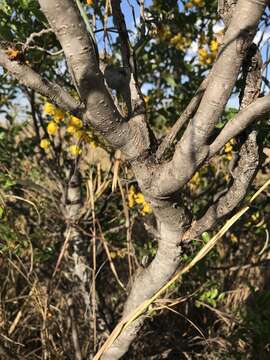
[208,93,270,158]
[185,43,262,241]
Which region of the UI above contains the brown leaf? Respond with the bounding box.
[6,47,20,61]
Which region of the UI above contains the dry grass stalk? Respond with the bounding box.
[96,219,126,290]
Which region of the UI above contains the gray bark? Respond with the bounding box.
[152,0,267,196]
[185,43,262,241]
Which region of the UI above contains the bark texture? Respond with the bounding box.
[152,0,266,196]
[185,42,262,241]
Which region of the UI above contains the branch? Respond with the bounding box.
[208,93,270,159]
[156,76,209,160]
[111,0,132,70]
[151,0,267,197]
[38,0,151,159]
[184,43,262,241]
[111,0,146,115]
[184,131,260,240]
[22,28,53,51]
[0,48,81,115]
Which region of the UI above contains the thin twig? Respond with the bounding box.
[96,219,126,290]
[89,169,97,352]
[156,76,209,160]
[118,174,136,278]
[52,227,72,277]
[23,28,53,51]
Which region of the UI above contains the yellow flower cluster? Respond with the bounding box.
[189,171,201,191]
[43,102,64,137]
[41,102,97,155]
[156,25,171,41]
[188,165,211,192]
[86,0,94,5]
[110,248,127,259]
[44,102,65,122]
[156,25,191,52]
[66,116,83,134]
[128,186,152,215]
[198,38,219,66]
[47,121,58,135]
[170,33,192,51]
[40,138,50,150]
[66,115,97,147]
[69,145,82,157]
[43,102,55,115]
[185,0,205,9]
[210,39,219,53]
[224,138,235,161]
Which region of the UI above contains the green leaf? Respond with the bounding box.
[3,179,15,189]
[202,231,210,243]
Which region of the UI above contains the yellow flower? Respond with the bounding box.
[69,116,83,129]
[128,186,152,214]
[40,138,50,150]
[170,34,182,46]
[141,202,152,215]
[185,2,193,9]
[87,0,94,5]
[47,121,58,136]
[128,186,136,208]
[198,48,208,59]
[224,142,233,153]
[43,102,56,116]
[144,96,150,104]
[66,125,77,134]
[210,39,219,53]
[135,192,145,205]
[190,172,200,188]
[224,141,234,161]
[69,145,82,156]
[6,47,20,61]
[54,108,65,122]
[44,102,65,122]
